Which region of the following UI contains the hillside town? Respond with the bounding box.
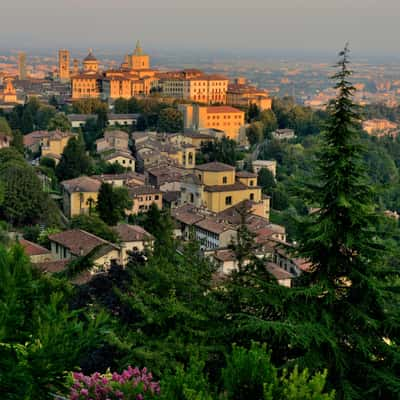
[1,30,400,398]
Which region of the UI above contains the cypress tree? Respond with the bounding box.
[291,45,400,399]
[224,46,400,399]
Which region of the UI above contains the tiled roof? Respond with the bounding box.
[128,185,161,196]
[236,171,257,178]
[61,176,101,193]
[214,249,236,262]
[35,259,70,273]
[19,238,51,256]
[48,229,119,257]
[23,130,76,147]
[196,161,235,172]
[195,218,233,234]
[104,130,129,139]
[204,182,249,193]
[114,223,154,243]
[172,205,204,226]
[206,106,243,114]
[265,262,294,280]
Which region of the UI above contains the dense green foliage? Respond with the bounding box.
[70,214,119,243]
[0,150,60,226]
[56,136,92,181]
[0,246,107,399]
[157,107,183,133]
[96,183,132,226]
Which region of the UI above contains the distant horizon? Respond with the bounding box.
[2,45,400,65]
[2,0,400,63]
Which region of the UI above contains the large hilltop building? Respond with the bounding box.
[157,69,229,104]
[71,42,157,100]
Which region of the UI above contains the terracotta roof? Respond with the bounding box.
[48,229,119,257]
[206,106,243,114]
[23,130,76,147]
[114,223,154,243]
[19,238,51,256]
[172,204,204,226]
[204,182,249,193]
[105,130,129,139]
[196,161,235,172]
[214,249,236,262]
[236,171,257,178]
[128,185,161,196]
[35,259,70,273]
[265,262,294,280]
[61,176,101,193]
[195,218,233,234]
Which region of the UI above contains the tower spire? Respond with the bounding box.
[134,40,143,56]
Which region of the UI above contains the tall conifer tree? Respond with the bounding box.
[224,46,400,399]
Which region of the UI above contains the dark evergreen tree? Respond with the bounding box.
[96,183,132,226]
[257,167,276,195]
[225,46,400,400]
[291,45,400,398]
[56,137,91,181]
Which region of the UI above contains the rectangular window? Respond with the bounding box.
[225,196,232,205]
[250,193,254,201]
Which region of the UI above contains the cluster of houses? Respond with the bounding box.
[3,112,307,287]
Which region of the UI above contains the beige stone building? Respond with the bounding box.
[227,78,272,111]
[113,223,154,265]
[48,229,121,271]
[157,69,229,104]
[96,130,130,153]
[127,185,163,215]
[23,130,77,159]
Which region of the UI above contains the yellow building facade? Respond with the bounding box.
[181,162,264,213]
[179,104,245,141]
[61,176,101,218]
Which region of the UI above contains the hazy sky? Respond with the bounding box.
[1,0,399,57]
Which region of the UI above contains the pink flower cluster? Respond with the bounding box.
[69,366,160,400]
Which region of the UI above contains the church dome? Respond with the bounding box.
[84,49,97,62]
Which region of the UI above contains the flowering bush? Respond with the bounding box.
[69,366,160,400]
